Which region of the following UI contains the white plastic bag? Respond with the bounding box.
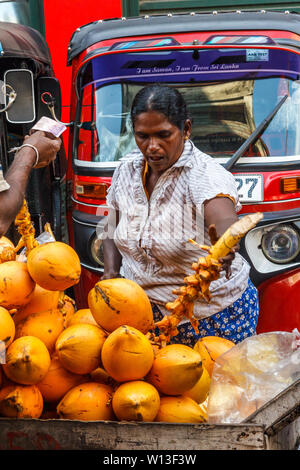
[207,329,300,424]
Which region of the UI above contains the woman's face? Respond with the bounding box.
[133,110,191,174]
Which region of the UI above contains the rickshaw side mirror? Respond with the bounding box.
[4,69,35,124]
[36,77,62,121]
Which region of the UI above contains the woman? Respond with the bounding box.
[102,85,259,345]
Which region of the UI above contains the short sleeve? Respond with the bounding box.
[0,165,10,192]
[190,155,242,213]
[105,163,121,210]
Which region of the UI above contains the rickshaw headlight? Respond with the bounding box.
[90,235,104,266]
[261,224,300,264]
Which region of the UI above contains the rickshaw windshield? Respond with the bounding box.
[75,47,300,165]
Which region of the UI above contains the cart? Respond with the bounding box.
[0,378,299,450]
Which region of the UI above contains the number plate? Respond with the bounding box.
[234,174,263,202]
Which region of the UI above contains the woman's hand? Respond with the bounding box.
[208,224,239,279]
[101,220,122,281]
[204,197,240,280]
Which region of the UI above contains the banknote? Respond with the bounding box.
[31,116,67,137]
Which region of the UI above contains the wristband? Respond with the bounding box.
[9,144,39,168]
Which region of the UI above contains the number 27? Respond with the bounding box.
[235,177,258,198]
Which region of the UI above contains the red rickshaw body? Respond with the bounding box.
[66,11,300,334]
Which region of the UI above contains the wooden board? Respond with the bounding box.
[0,419,266,450]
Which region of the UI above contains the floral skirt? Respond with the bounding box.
[151,279,259,346]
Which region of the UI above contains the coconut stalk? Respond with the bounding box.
[14,199,39,254]
[14,201,56,257]
[153,212,263,343]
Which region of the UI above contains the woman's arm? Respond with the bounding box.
[204,197,238,237]
[101,209,123,280]
[204,197,239,278]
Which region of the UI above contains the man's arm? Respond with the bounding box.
[0,131,61,237]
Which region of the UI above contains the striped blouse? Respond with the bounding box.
[0,164,9,192]
[106,140,250,321]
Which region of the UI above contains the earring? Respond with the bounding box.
[185,136,188,141]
